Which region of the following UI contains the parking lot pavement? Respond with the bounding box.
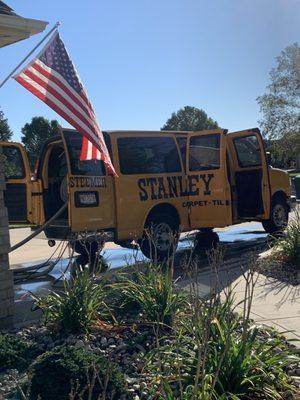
[9,221,265,269]
[8,228,121,268]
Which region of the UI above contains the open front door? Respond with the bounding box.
[1,142,32,223]
[227,128,271,221]
[60,129,115,233]
[186,129,232,229]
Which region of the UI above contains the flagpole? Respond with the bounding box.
[0,21,60,90]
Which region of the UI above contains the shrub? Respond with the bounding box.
[0,334,39,373]
[272,217,300,267]
[146,287,298,399]
[114,265,188,328]
[31,270,110,333]
[29,346,126,400]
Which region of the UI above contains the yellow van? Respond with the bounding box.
[1,127,291,260]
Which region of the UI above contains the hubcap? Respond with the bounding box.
[272,204,287,228]
[154,223,174,252]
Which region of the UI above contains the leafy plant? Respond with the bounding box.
[29,346,125,400]
[114,265,189,328]
[31,269,110,333]
[0,334,40,373]
[146,279,298,399]
[272,215,300,267]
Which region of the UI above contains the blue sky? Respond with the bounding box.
[1,0,299,141]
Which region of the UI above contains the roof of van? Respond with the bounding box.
[60,127,190,136]
[104,130,189,135]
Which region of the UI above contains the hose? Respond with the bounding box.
[14,261,56,283]
[9,202,68,253]
[13,236,71,283]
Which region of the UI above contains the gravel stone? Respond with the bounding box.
[74,340,85,349]
[135,344,146,354]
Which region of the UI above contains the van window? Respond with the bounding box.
[118,136,182,175]
[189,134,220,171]
[234,135,262,167]
[63,131,106,176]
[2,146,25,179]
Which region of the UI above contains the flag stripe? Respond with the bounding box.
[17,74,112,168]
[87,138,92,159]
[80,136,103,161]
[13,31,117,175]
[24,67,97,135]
[80,136,89,161]
[19,72,102,164]
[31,63,107,158]
[33,60,91,115]
[92,142,97,159]
[15,74,100,148]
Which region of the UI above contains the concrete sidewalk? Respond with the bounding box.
[180,263,300,343]
[233,273,300,342]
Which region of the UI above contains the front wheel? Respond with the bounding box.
[262,197,289,234]
[139,212,179,262]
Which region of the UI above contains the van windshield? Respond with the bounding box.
[63,131,106,176]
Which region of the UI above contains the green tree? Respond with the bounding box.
[21,117,60,168]
[257,43,300,139]
[0,109,13,141]
[265,132,300,169]
[162,106,219,131]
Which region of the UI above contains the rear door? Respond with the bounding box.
[0,142,32,223]
[227,129,270,220]
[186,130,232,229]
[60,129,116,233]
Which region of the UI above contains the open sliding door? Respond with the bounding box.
[227,128,270,221]
[186,129,232,229]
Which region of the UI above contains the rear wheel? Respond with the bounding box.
[262,197,289,234]
[70,237,105,272]
[194,230,219,252]
[139,211,179,262]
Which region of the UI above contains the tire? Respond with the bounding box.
[262,197,289,235]
[71,237,105,269]
[194,231,219,253]
[139,211,179,262]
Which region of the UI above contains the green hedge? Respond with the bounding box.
[0,334,39,373]
[29,346,126,400]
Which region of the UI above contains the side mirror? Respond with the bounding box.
[266,151,271,165]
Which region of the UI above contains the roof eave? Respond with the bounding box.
[0,14,48,48]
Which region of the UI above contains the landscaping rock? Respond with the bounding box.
[74,339,85,348]
[100,336,108,347]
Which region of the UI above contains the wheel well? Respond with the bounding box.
[145,203,180,227]
[272,191,288,203]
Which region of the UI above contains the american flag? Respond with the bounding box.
[14,31,117,176]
